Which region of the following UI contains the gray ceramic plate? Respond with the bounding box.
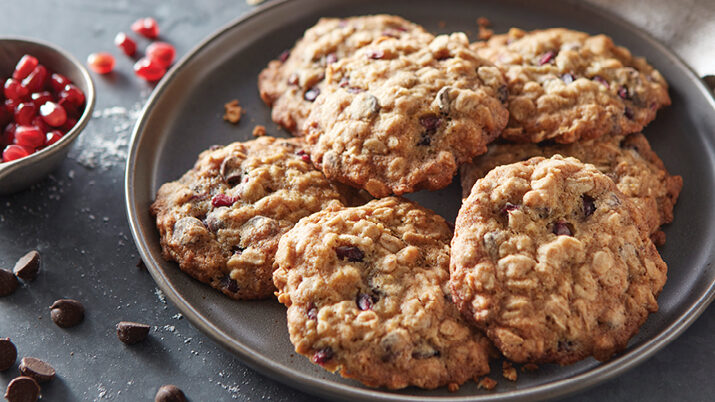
[125,0,715,400]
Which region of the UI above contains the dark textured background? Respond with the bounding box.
[0,0,712,401]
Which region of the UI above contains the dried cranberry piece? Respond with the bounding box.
[582,195,596,218]
[295,149,311,162]
[538,50,556,65]
[303,87,320,102]
[592,75,609,88]
[211,193,236,207]
[502,202,519,215]
[367,49,384,60]
[624,107,634,120]
[306,303,318,320]
[552,222,573,236]
[417,114,441,146]
[278,50,290,63]
[335,245,364,262]
[497,85,508,104]
[617,86,629,100]
[312,347,333,365]
[561,73,574,84]
[221,276,239,293]
[325,53,338,64]
[356,293,375,311]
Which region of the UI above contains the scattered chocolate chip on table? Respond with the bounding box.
[0,268,19,297]
[116,321,151,345]
[0,338,18,371]
[155,384,187,402]
[49,299,85,328]
[18,357,56,383]
[4,376,41,402]
[13,251,41,282]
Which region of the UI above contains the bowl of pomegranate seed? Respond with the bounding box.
[0,37,95,194]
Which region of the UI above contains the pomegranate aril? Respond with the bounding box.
[60,117,77,133]
[14,102,37,126]
[87,52,115,75]
[39,101,68,127]
[58,98,80,119]
[32,116,51,134]
[146,42,176,68]
[45,131,63,146]
[31,91,53,108]
[0,105,10,127]
[22,65,48,93]
[13,125,45,148]
[13,55,39,81]
[133,57,166,82]
[131,17,159,39]
[4,78,29,101]
[3,123,17,146]
[2,144,33,162]
[114,32,137,57]
[49,73,70,93]
[59,84,85,108]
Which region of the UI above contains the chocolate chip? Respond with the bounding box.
[155,384,187,402]
[417,133,431,146]
[502,202,519,215]
[0,269,19,297]
[624,106,634,120]
[0,338,17,371]
[437,87,451,115]
[412,346,440,359]
[418,114,441,146]
[4,376,40,402]
[221,276,239,293]
[18,357,55,383]
[538,50,556,65]
[497,85,509,103]
[561,73,574,84]
[558,339,574,352]
[618,86,629,100]
[312,347,333,365]
[303,87,320,102]
[367,49,384,60]
[117,321,151,345]
[306,303,318,320]
[582,195,596,218]
[13,251,40,282]
[49,299,85,328]
[356,293,375,311]
[552,222,573,236]
[335,245,364,262]
[220,156,243,185]
[278,50,290,63]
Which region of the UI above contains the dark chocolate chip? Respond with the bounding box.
[335,245,364,262]
[304,87,320,102]
[18,357,55,383]
[552,222,573,236]
[437,87,451,115]
[419,114,441,134]
[4,376,40,402]
[367,49,384,60]
[502,202,519,215]
[558,339,574,352]
[116,321,151,345]
[312,347,333,365]
[306,303,318,320]
[136,259,147,271]
[538,50,556,65]
[278,50,290,63]
[0,269,19,297]
[155,384,187,402]
[220,156,243,185]
[624,107,634,120]
[231,244,245,254]
[0,338,17,371]
[617,86,629,100]
[582,195,596,218]
[412,347,440,359]
[49,299,85,328]
[13,251,40,282]
[497,85,509,103]
[356,293,374,311]
[221,276,239,293]
[561,73,574,84]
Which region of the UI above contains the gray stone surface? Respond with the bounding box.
[0,1,712,401]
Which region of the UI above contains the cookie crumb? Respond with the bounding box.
[223,100,244,124]
[521,363,539,372]
[447,382,459,392]
[502,361,517,381]
[477,377,497,390]
[252,125,267,137]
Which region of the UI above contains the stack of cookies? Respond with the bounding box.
[152,15,682,391]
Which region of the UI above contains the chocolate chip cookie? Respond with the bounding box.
[474,28,670,143]
[273,197,492,389]
[451,155,667,364]
[305,32,509,197]
[151,136,350,300]
[258,15,431,135]
[460,133,682,245]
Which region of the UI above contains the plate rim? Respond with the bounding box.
[124,0,715,400]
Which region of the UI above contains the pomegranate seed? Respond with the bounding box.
[2,144,33,162]
[133,57,166,82]
[4,78,29,101]
[13,102,37,125]
[146,42,176,68]
[58,98,80,119]
[39,101,68,127]
[114,32,137,57]
[0,106,10,127]
[59,84,85,107]
[13,125,45,148]
[22,65,48,93]
[32,116,51,134]
[45,131,63,146]
[131,17,159,39]
[13,55,39,81]
[49,73,70,93]
[2,123,17,146]
[31,91,53,108]
[87,52,116,74]
[60,117,77,133]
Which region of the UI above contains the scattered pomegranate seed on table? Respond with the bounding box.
[146,42,176,68]
[133,57,166,81]
[114,32,137,56]
[131,17,159,39]
[87,52,116,74]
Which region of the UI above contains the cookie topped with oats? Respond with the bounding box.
[305,32,509,197]
[151,136,353,300]
[258,15,432,135]
[474,28,670,143]
[273,197,492,389]
[450,155,667,365]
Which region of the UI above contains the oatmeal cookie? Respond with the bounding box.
[273,197,492,389]
[451,156,667,364]
[474,28,670,143]
[258,15,431,135]
[151,136,350,300]
[460,133,682,245]
[305,32,509,197]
